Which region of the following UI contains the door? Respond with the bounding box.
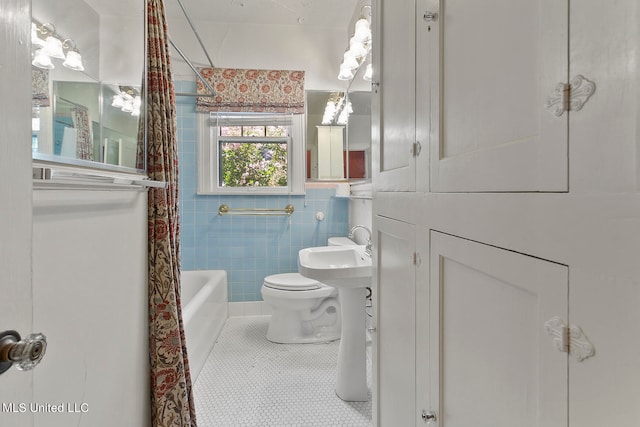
[429,232,568,426]
[429,0,569,192]
[373,215,416,426]
[0,1,35,425]
[372,0,417,191]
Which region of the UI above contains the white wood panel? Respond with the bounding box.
[32,190,150,427]
[373,216,416,426]
[0,2,34,426]
[430,0,569,192]
[568,0,640,194]
[415,0,432,193]
[569,269,640,426]
[373,0,416,191]
[430,232,568,427]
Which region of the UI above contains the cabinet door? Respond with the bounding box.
[429,232,568,426]
[429,0,569,192]
[373,216,416,426]
[372,0,416,191]
[0,2,34,425]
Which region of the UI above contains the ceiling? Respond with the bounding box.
[84,0,359,29]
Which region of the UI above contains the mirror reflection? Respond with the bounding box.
[306,90,371,181]
[31,0,145,171]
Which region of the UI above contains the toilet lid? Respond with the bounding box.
[264,273,321,291]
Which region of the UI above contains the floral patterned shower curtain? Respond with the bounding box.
[145,0,196,425]
[70,106,94,161]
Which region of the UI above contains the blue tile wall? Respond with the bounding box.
[175,81,349,302]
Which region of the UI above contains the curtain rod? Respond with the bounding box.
[169,37,216,97]
[175,0,215,69]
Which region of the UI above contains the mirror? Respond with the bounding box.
[305,88,371,181]
[31,0,145,172]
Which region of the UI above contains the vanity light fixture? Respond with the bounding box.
[31,21,85,72]
[337,4,372,81]
[322,92,345,124]
[112,86,141,117]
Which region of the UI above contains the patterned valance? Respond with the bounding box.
[196,67,305,114]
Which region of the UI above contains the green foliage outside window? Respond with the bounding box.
[220,141,288,187]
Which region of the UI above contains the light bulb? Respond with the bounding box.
[363,64,373,81]
[338,65,354,81]
[353,18,371,43]
[63,50,84,71]
[112,94,125,108]
[342,51,359,70]
[348,36,368,59]
[32,49,54,70]
[43,36,65,59]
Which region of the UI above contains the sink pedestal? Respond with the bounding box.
[335,287,368,401]
[296,244,372,402]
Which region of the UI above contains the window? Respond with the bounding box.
[198,112,305,194]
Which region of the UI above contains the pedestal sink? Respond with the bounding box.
[298,245,372,401]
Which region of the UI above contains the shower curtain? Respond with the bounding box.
[70,106,93,161]
[145,0,196,425]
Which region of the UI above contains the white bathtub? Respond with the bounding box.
[181,270,228,382]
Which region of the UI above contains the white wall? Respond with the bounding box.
[33,0,101,81]
[168,19,351,91]
[32,190,150,427]
[349,182,373,243]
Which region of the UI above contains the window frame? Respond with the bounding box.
[198,112,306,195]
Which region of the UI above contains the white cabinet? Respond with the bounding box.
[372,215,417,426]
[428,0,569,192]
[316,125,345,179]
[372,0,417,191]
[427,232,569,426]
[372,0,640,426]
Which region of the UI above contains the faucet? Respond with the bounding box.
[348,225,372,256]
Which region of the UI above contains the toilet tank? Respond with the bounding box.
[327,237,357,246]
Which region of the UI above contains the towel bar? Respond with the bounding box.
[217,204,294,216]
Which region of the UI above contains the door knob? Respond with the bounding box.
[0,330,47,375]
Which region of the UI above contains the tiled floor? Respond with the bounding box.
[194,316,373,427]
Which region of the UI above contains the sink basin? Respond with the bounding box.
[297,245,372,288]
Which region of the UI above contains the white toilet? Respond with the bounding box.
[261,237,356,344]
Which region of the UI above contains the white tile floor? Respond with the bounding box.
[193,316,373,427]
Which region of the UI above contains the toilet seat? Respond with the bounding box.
[263,273,321,291]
